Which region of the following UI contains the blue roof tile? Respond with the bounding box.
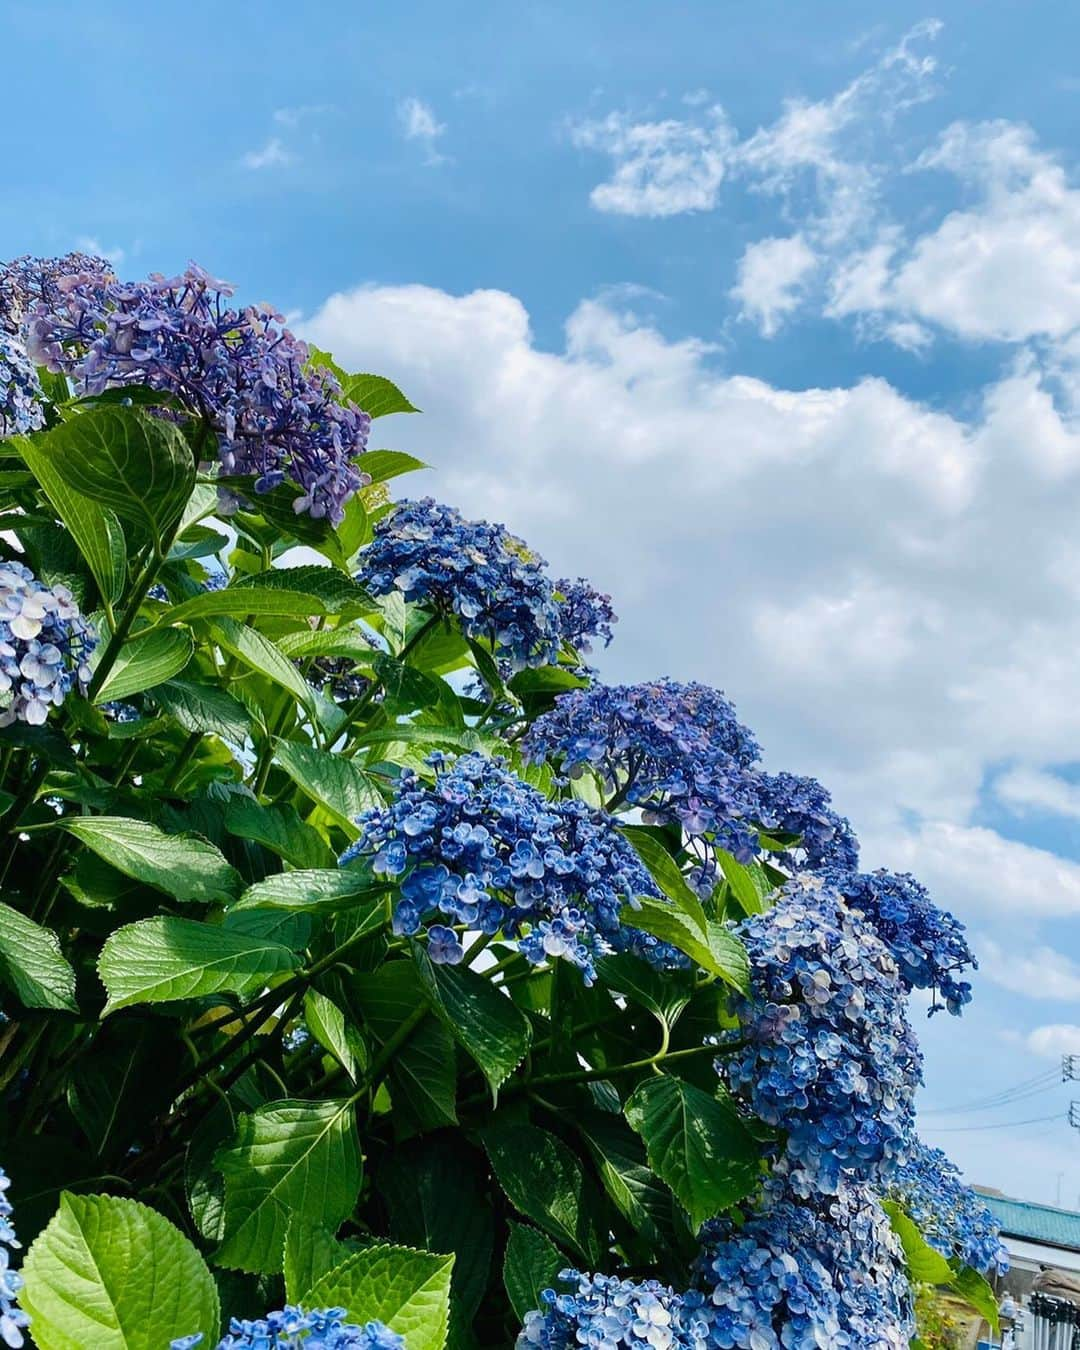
[980,1193,1080,1251]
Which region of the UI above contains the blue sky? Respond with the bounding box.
[7,0,1080,1205]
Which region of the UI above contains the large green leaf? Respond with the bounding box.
[304,988,364,1081]
[161,587,329,626]
[232,868,388,918]
[304,1244,453,1350]
[215,1098,363,1274]
[626,897,750,992]
[273,741,383,830]
[39,405,195,536]
[18,433,126,604]
[361,450,428,482]
[624,1076,760,1231]
[98,916,300,1015]
[483,1124,602,1263]
[619,827,709,926]
[224,797,335,869]
[352,962,457,1136]
[715,848,772,917]
[20,1192,220,1349]
[231,566,372,613]
[154,679,254,744]
[61,816,242,904]
[503,1221,565,1323]
[594,953,694,1030]
[882,1200,956,1286]
[578,1111,678,1252]
[0,901,77,1011]
[94,628,194,703]
[306,350,419,419]
[948,1265,1000,1334]
[209,618,315,714]
[416,951,531,1096]
[284,1216,356,1305]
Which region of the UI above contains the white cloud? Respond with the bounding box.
[732,235,818,336]
[1027,1024,1080,1058]
[569,106,734,217]
[273,104,330,127]
[241,138,293,171]
[996,767,1080,821]
[398,97,447,164]
[75,236,125,265]
[980,939,1080,1000]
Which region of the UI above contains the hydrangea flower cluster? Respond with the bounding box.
[888,1140,1009,1274]
[356,500,563,670]
[0,251,111,333]
[340,752,680,981]
[750,770,859,873]
[553,577,617,653]
[0,1169,30,1349]
[0,335,45,439]
[23,262,372,524]
[826,868,975,1015]
[0,563,96,726]
[518,1272,712,1350]
[522,681,763,861]
[171,1308,404,1349]
[720,883,921,1192]
[696,1170,915,1349]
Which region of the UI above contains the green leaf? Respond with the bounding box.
[352,962,457,1136]
[304,1244,454,1350]
[342,376,419,419]
[578,1111,677,1250]
[222,908,314,951]
[361,450,429,482]
[209,618,315,714]
[619,827,708,927]
[154,679,254,744]
[626,897,750,992]
[273,741,383,831]
[215,1098,364,1274]
[416,950,531,1097]
[232,566,372,614]
[304,988,363,1081]
[186,1101,233,1243]
[20,1192,220,1349]
[881,1200,956,1286]
[38,405,195,536]
[0,901,77,1011]
[94,628,194,703]
[61,816,242,904]
[224,797,335,869]
[624,1076,760,1231]
[162,587,329,626]
[593,953,694,1030]
[948,1265,1000,1334]
[715,848,772,917]
[18,433,126,604]
[233,868,389,918]
[503,1222,565,1323]
[284,1216,356,1305]
[97,916,300,1015]
[483,1124,602,1263]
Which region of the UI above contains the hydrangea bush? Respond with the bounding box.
[0,252,1004,1350]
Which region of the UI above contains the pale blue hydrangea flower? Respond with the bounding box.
[0,562,97,726]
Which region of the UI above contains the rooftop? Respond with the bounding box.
[978,1191,1080,1252]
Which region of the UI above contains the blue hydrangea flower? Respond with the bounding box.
[171,1307,405,1349]
[0,1169,30,1349]
[720,881,921,1192]
[522,680,763,862]
[553,577,617,654]
[697,1169,915,1349]
[518,1272,713,1350]
[339,752,684,982]
[826,868,976,1015]
[356,500,563,670]
[0,563,97,726]
[23,262,372,525]
[1,252,111,333]
[0,336,45,439]
[888,1139,1008,1274]
[751,770,859,873]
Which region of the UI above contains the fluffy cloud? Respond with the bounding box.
[240,138,293,171]
[732,235,817,335]
[980,939,1080,999]
[996,766,1080,820]
[1027,1024,1080,1058]
[398,97,447,164]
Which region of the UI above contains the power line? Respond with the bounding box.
[921,1112,1064,1134]
[921,1069,1060,1115]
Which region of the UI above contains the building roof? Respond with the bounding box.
[979,1192,1080,1252]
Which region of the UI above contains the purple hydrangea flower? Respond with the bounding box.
[339,752,685,982]
[827,867,976,1015]
[888,1139,1008,1274]
[0,336,45,439]
[171,1307,405,1349]
[522,680,763,863]
[23,262,372,525]
[0,252,111,334]
[356,500,563,671]
[720,880,921,1192]
[553,577,617,653]
[0,1170,30,1349]
[0,562,97,726]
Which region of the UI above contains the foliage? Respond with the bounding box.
[914,1284,964,1350]
[0,252,1005,1349]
